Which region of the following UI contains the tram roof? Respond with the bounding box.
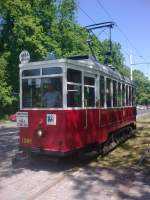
[19,55,134,85]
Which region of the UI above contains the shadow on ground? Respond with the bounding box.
[1,117,150,200]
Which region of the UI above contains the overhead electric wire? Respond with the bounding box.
[78,3,130,58]
[78,4,96,24]
[96,0,149,65]
[78,4,110,56]
[78,4,116,59]
[78,2,144,67]
[97,28,107,37]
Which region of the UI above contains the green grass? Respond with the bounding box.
[0,114,10,123]
[92,114,150,169]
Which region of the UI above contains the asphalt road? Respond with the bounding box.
[137,109,150,116]
[0,115,150,200]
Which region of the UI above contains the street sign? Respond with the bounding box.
[19,50,30,64]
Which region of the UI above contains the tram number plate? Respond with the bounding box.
[22,138,32,144]
[17,112,28,127]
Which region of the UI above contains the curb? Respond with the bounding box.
[0,122,17,129]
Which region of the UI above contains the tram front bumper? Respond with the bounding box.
[19,146,78,157]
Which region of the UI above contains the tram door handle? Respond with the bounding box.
[84,99,88,129]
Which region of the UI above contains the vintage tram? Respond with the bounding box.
[17,55,136,156]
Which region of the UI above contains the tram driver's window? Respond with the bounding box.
[106,78,111,107]
[22,78,42,108]
[67,69,82,107]
[42,77,62,108]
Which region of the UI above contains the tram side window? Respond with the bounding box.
[84,76,95,107]
[113,80,117,107]
[106,78,111,108]
[67,69,81,83]
[129,86,132,106]
[122,84,125,106]
[67,69,82,107]
[100,76,105,107]
[118,82,122,107]
[132,87,136,106]
[126,85,129,106]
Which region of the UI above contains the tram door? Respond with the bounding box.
[84,74,97,143]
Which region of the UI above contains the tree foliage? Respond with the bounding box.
[133,70,150,105]
[0,0,149,116]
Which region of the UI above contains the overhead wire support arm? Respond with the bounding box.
[85,21,115,30]
[86,29,97,60]
[84,21,116,64]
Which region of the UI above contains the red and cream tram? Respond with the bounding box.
[17,55,136,156]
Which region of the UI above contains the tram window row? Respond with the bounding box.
[67,69,135,108]
[21,67,136,109]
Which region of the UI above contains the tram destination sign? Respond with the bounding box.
[19,50,30,64]
[17,112,28,127]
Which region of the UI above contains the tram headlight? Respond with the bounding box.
[36,129,43,137]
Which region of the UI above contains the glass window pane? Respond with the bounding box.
[126,85,129,106]
[22,79,42,108]
[67,85,82,107]
[122,84,125,106]
[100,76,105,107]
[84,76,95,86]
[132,87,136,106]
[22,69,40,77]
[106,78,111,107]
[129,86,132,106]
[84,87,95,107]
[67,69,81,83]
[22,77,62,108]
[118,83,122,107]
[42,77,62,108]
[113,80,117,107]
[42,67,62,75]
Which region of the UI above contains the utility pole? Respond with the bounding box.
[130,51,133,80]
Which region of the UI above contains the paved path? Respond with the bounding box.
[137,109,150,117]
[0,125,150,199]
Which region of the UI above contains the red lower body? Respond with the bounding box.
[19,107,136,156]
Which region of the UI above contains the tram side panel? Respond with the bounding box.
[19,107,136,155]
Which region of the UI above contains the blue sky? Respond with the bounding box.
[76,0,150,78]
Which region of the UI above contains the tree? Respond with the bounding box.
[0,53,15,116]
[133,70,150,105]
[0,0,144,116]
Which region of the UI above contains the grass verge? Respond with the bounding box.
[93,113,150,169]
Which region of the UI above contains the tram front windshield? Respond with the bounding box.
[22,76,62,109]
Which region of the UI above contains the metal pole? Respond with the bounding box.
[130,51,133,80]
[109,26,112,54]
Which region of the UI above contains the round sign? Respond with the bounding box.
[19,50,30,64]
